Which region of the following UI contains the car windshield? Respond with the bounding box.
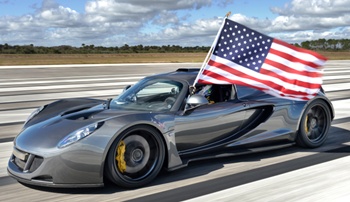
[110,78,183,112]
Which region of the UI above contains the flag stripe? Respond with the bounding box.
[199,68,313,100]
[265,49,324,73]
[263,58,323,79]
[269,41,326,70]
[259,66,321,89]
[199,71,265,91]
[196,19,326,101]
[206,57,318,96]
[270,43,326,68]
[269,48,320,69]
[273,39,328,62]
[206,55,321,93]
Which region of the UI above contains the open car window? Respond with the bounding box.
[194,84,236,103]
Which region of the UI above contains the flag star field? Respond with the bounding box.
[214,20,273,73]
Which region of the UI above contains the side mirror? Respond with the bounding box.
[186,94,209,109]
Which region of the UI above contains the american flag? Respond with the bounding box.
[197,18,327,101]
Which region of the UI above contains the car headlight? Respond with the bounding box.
[57,122,104,148]
[24,105,46,125]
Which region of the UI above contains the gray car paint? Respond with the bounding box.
[7,69,334,187]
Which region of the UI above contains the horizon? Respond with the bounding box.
[1,0,349,47]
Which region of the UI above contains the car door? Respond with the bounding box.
[174,101,249,153]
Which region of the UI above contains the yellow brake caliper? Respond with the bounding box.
[116,141,126,173]
[305,115,309,134]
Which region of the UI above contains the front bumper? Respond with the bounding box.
[7,168,104,188]
[7,144,106,188]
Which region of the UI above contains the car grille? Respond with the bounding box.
[11,147,43,173]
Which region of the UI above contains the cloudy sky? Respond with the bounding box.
[0,0,349,47]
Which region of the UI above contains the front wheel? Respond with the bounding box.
[296,99,331,148]
[106,125,165,188]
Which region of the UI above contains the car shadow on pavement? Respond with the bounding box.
[19,125,350,195]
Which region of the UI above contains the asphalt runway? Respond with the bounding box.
[0,61,350,201]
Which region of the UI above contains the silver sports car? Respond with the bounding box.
[8,68,334,188]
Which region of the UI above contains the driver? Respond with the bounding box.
[196,85,214,104]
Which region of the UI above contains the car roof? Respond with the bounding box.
[146,68,200,85]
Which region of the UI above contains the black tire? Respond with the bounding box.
[296,99,331,148]
[106,125,165,188]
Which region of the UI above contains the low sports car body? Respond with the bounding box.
[8,68,334,188]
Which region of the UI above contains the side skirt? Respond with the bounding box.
[167,143,295,171]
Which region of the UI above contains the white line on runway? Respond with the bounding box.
[0,74,150,82]
[323,70,350,74]
[0,80,346,103]
[0,77,143,86]
[0,81,136,92]
[0,108,34,124]
[322,82,350,92]
[324,61,350,65]
[324,67,350,69]
[323,75,350,80]
[0,142,13,177]
[184,155,350,202]
[0,89,122,104]
[0,63,200,69]
[0,74,345,87]
[332,99,350,120]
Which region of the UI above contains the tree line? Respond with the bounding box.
[0,43,210,54]
[0,38,349,54]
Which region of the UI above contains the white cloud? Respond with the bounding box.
[228,0,350,43]
[0,0,350,47]
[84,0,211,22]
[96,17,223,47]
[152,11,181,26]
[271,0,350,17]
[38,6,81,27]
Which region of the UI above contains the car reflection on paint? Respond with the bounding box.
[8,68,334,188]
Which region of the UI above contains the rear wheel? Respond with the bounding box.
[106,125,165,188]
[296,99,331,148]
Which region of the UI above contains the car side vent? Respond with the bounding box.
[176,68,200,72]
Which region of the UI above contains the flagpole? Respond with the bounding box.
[191,12,231,94]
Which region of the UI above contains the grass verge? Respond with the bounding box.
[0,52,349,66]
[0,53,206,65]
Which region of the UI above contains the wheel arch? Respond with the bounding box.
[296,97,334,132]
[100,122,178,181]
[319,97,335,120]
[295,97,332,148]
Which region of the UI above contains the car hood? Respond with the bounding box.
[14,101,148,153]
